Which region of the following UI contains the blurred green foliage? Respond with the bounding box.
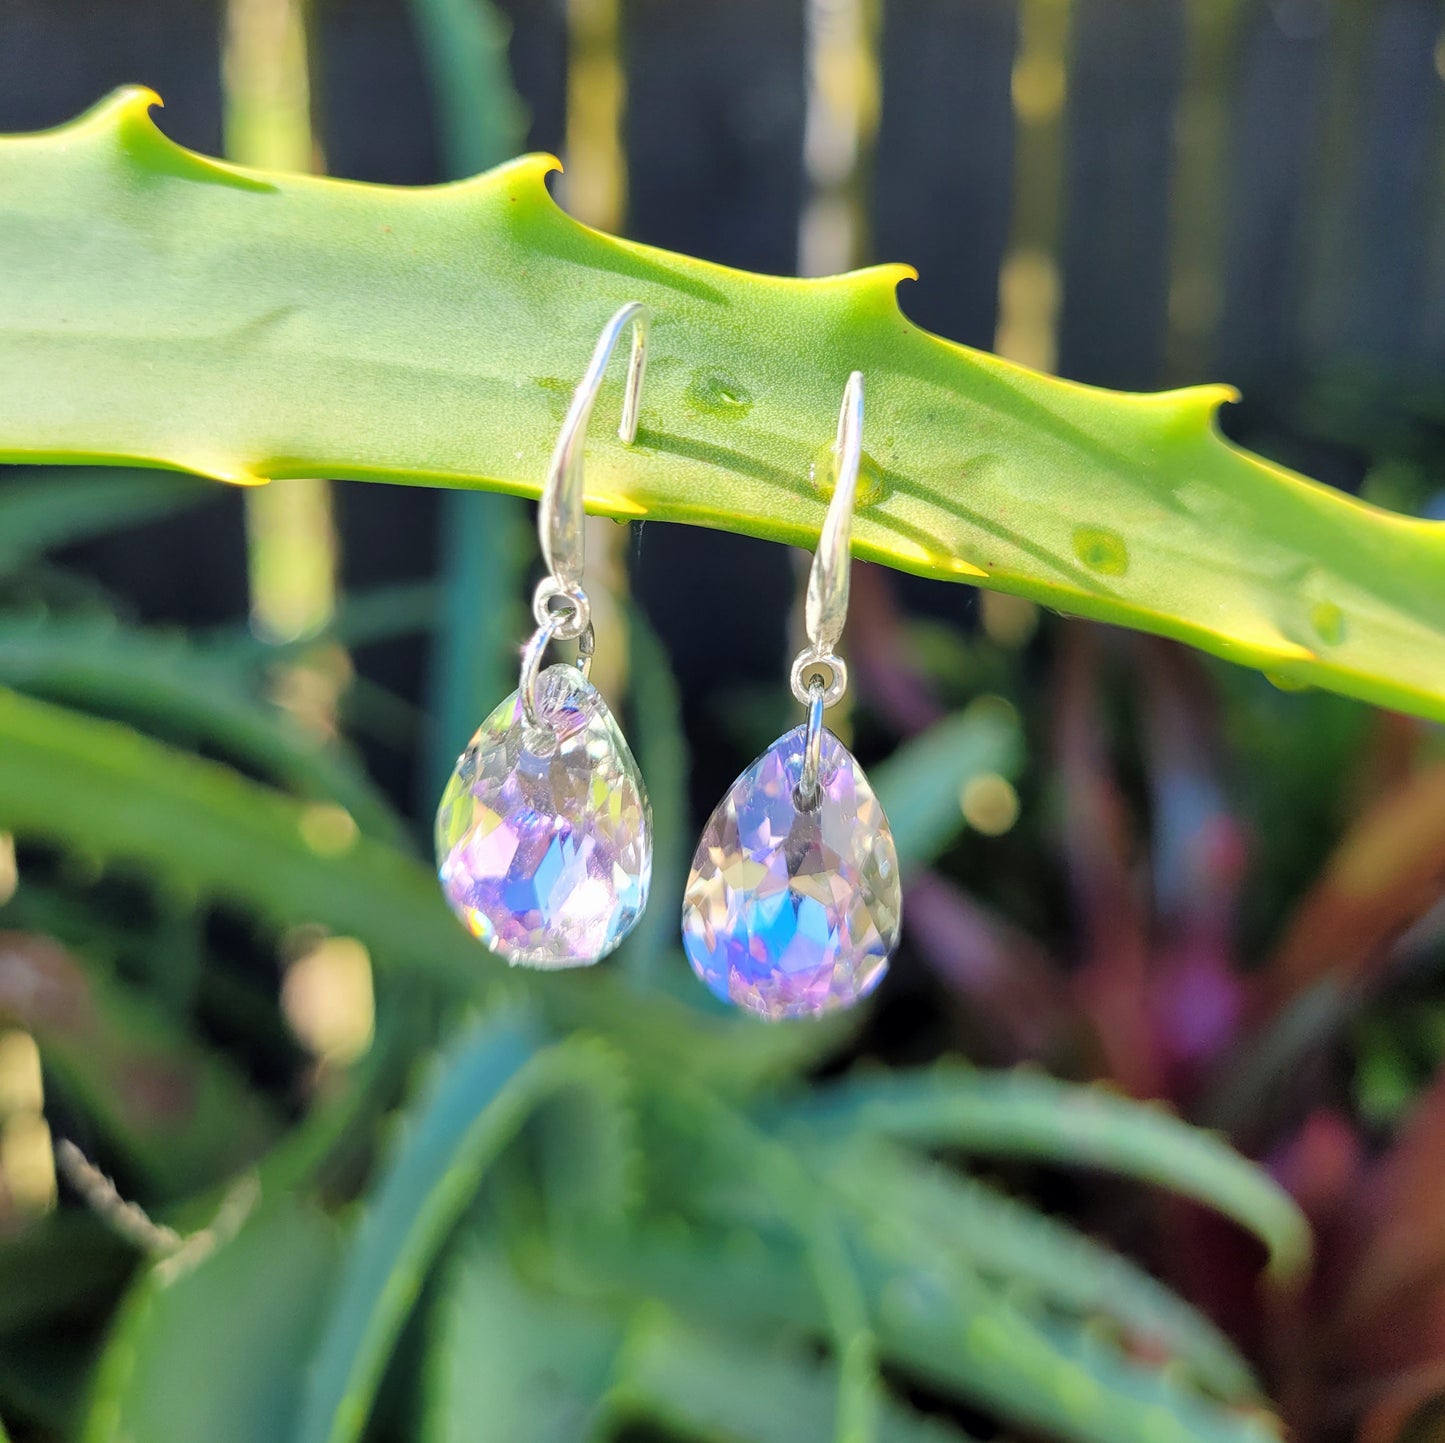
[0,462,1306,1443]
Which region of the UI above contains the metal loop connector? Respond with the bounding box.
[795,677,828,810]
[789,649,848,709]
[520,616,596,730]
[538,301,651,593]
[531,577,592,640]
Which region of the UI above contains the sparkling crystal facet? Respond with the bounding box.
[682,725,900,1020]
[436,664,651,968]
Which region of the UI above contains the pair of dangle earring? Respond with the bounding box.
[435,303,653,967]
[682,373,903,1020]
[434,322,900,1018]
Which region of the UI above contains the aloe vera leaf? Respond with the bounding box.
[821,1141,1260,1401]
[295,1012,633,1443]
[607,1305,985,1443]
[82,1199,339,1443]
[421,1239,624,1443]
[1,91,1443,719]
[0,613,405,843]
[777,1068,1310,1279]
[0,685,848,1092]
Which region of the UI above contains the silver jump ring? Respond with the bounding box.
[520,616,595,728]
[790,649,848,709]
[531,577,592,640]
[796,677,827,809]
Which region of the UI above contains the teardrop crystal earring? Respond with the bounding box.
[681,372,901,1019]
[435,303,653,968]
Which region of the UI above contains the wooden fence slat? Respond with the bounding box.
[1213,0,1332,395]
[872,0,1019,629]
[1057,0,1186,390]
[1422,104,1445,372]
[318,0,444,183]
[0,0,223,147]
[622,0,807,273]
[1343,0,1445,363]
[873,0,1019,351]
[493,0,569,157]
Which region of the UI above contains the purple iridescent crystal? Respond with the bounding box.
[682,725,900,1020]
[435,664,651,968]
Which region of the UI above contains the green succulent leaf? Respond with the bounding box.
[0,613,406,844]
[296,1011,636,1443]
[426,1241,978,1443]
[856,1249,1278,1443]
[824,1142,1259,1401]
[3,90,1444,719]
[0,683,485,985]
[297,1009,540,1443]
[608,1306,983,1443]
[597,1089,1278,1443]
[423,1240,624,1443]
[838,1187,1283,1443]
[83,1198,340,1443]
[781,1068,1310,1279]
[587,1207,1281,1443]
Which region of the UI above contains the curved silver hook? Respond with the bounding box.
[538,301,651,592]
[792,371,863,708]
[805,370,863,659]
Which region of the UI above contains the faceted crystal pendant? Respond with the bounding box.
[682,724,901,1020]
[435,664,652,968]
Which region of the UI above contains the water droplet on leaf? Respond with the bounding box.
[1072,526,1130,576]
[1309,599,1346,646]
[810,442,887,508]
[685,368,753,417]
[1265,670,1310,693]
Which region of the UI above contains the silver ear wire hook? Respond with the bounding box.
[537,301,650,599]
[805,369,863,664]
[792,371,864,806]
[523,302,650,728]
